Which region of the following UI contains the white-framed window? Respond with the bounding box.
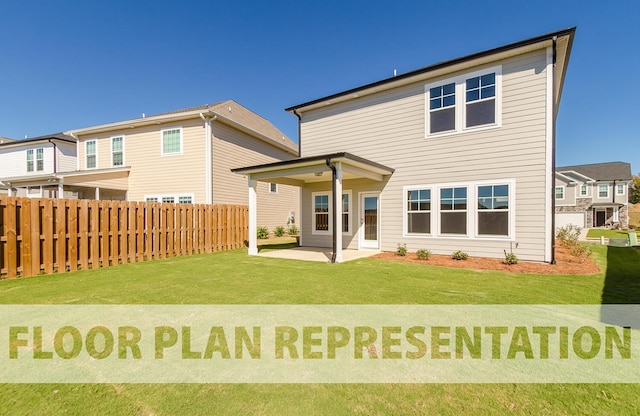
[269,183,278,194]
[580,184,588,197]
[555,186,564,199]
[406,188,431,235]
[616,184,625,195]
[425,65,502,137]
[161,128,182,155]
[144,193,194,204]
[111,136,124,167]
[403,180,515,240]
[598,184,609,198]
[477,184,509,237]
[342,191,352,234]
[311,191,352,235]
[312,193,330,234]
[27,148,44,172]
[440,187,468,235]
[86,140,97,169]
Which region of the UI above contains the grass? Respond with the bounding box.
[1,244,639,414]
[587,229,630,239]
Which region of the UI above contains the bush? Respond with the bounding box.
[416,249,431,260]
[503,252,518,265]
[273,226,286,237]
[256,226,269,240]
[556,224,581,244]
[287,224,299,235]
[452,250,468,261]
[396,243,407,257]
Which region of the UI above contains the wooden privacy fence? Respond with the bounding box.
[0,197,248,278]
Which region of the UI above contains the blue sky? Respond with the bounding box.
[0,1,638,174]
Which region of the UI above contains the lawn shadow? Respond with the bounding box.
[257,242,300,253]
[600,246,640,329]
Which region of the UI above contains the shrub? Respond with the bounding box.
[273,226,286,237]
[416,249,431,261]
[503,252,518,265]
[287,224,299,235]
[556,224,581,244]
[256,226,269,240]
[396,243,407,257]
[452,250,469,261]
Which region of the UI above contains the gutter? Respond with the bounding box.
[326,157,337,264]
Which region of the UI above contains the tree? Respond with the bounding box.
[630,174,640,204]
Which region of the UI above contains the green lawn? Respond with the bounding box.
[587,229,630,239]
[1,245,639,415]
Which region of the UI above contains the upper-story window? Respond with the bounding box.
[616,184,625,195]
[27,148,44,172]
[112,136,124,167]
[269,183,278,194]
[580,184,588,196]
[429,83,456,134]
[598,184,608,198]
[425,66,501,137]
[465,73,496,127]
[555,187,564,199]
[86,141,97,169]
[162,128,182,155]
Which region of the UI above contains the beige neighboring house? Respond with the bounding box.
[234,28,575,263]
[62,100,299,229]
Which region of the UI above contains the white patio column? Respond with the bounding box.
[7,184,13,197]
[58,183,64,199]
[248,176,258,255]
[95,187,100,200]
[334,162,343,263]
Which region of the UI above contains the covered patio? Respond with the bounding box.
[232,152,394,263]
[257,246,380,262]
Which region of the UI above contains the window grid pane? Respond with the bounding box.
[163,129,181,154]
[86,141,96,168]
[162,197,175,203]
[178,196,192,204]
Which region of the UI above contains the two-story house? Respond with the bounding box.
[0,134,77,198]
[233,28,576,263]
[555,162,633,229]
[1,101,300,229]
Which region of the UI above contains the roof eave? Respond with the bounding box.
[286,27,576,114]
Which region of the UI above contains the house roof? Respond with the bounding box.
[556,162,633,181]
[286,27,575,114]
[0,133,76,149]
[0,137,16,144]
[231,152,394,185]
[67,100,298,155]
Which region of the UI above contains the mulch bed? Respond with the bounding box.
[372,245,600,275]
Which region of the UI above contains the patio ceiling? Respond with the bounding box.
[231,152,394,185]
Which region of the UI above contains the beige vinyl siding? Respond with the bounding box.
[78,119,207,202]
[555,177,576,206]
[298,49,550,261]
[212,122,299,229]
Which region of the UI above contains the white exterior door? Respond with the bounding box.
[359,192,380,249]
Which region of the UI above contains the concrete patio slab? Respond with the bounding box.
[256,247,380,262]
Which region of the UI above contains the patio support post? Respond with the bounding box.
[248,176,258,255]
[58,183,64,199]
[7,185,13,197]
[334,162,343,263]
[95,187,100,200]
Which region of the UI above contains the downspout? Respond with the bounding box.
[293,109,302,158]
[550,36,557,265]
[48,139,58,173]
[326,157,337,263]
[200,113,217,204]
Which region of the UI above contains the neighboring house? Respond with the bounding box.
[0,137,16,144]
[0,134,78,198]
[233,28,576,263]
[1,101,299,229]
[555,162,633,229]
[64,100,299,229]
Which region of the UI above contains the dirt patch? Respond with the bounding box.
[628,203,640,213]
[372,245,600,275]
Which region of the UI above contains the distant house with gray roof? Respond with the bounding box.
[555,161,633,229]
